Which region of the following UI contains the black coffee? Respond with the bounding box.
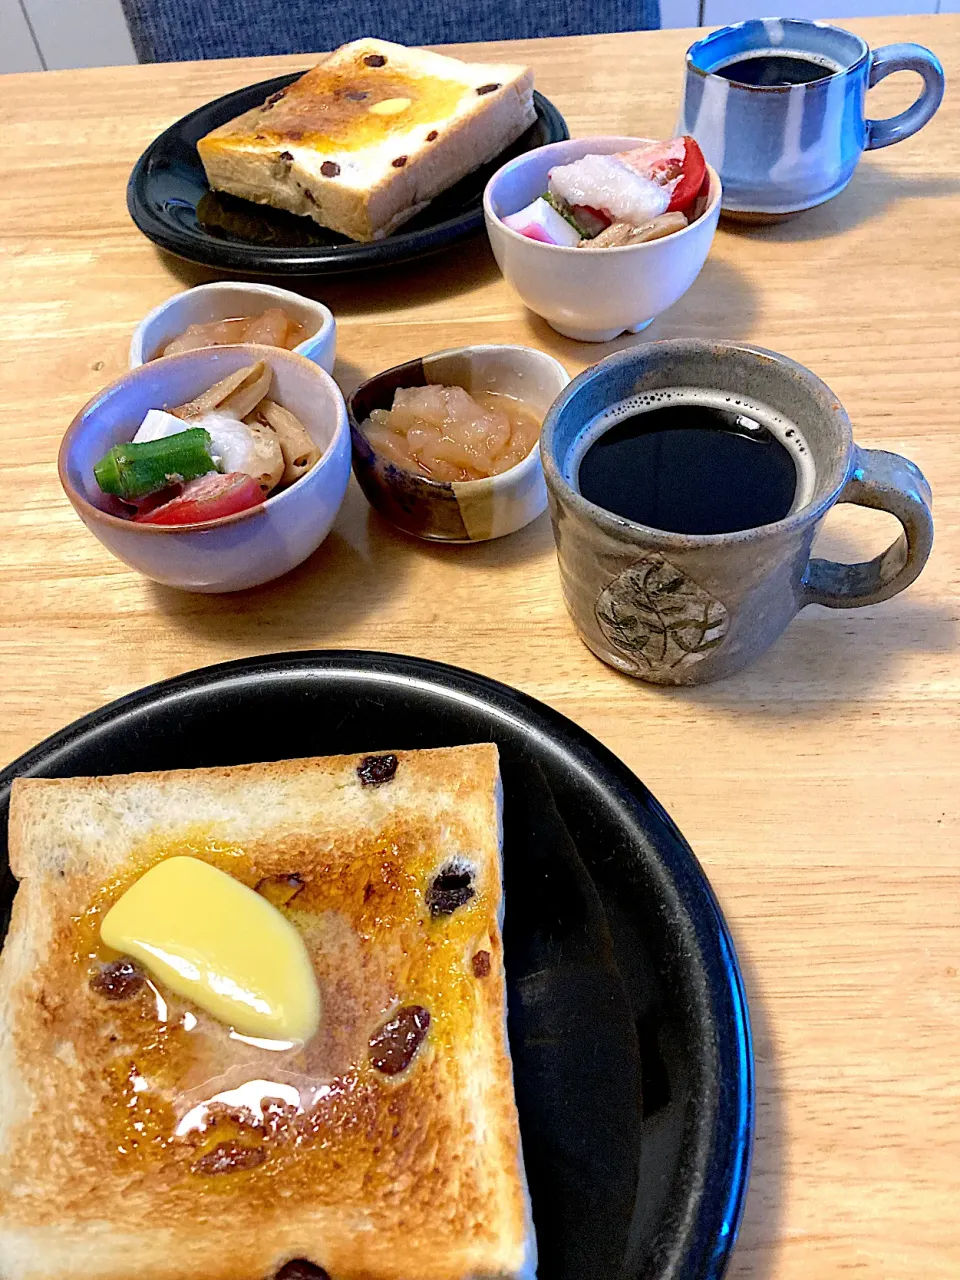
[576,398,804,535]
[714,52,838,87]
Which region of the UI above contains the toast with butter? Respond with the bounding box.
[0,746,535,1280]
[197,39,536,242]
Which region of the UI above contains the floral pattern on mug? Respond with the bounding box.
[596,554,728,673]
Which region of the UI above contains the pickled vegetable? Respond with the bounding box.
[361,386,541,483]
[161,309,306,357]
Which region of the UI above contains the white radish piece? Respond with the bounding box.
[162,318,248,357]
[193,412,284,494]
[548,154,671,225]
[133,408,192,444]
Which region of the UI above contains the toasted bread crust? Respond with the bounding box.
[0,746,533,1280]
[197,39,536,242]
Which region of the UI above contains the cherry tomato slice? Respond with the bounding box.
[134,471,264,526]
[666,137,707,213]
[624,136,707,214]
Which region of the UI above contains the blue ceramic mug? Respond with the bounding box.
[678,18,945,220]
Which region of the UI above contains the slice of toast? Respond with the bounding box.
[0,746,535,1280]
[197,38,536,242]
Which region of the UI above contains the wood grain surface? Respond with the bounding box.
[0,16,958,1278]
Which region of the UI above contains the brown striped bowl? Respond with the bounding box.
[347,344,570,542]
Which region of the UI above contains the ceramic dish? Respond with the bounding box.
[0,650,754,1279]
[348,345,569,542]
[130,282,336,372]
[484,137,722,342]
[127,74,568,275]
[58,345,351,593]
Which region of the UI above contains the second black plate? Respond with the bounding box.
[127,75,568,275]
[0,651,752,1279]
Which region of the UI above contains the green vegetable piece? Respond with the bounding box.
[544,190,600,239]
[94,428,215,501]
[544,191,582,231]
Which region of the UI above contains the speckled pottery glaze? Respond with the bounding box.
[348,345,569,542]
[541,341,934,685]
[679,19,944,219]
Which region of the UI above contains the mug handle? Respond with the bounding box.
[865,43,945,150]
[801,446,933,609]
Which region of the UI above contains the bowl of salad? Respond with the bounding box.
[483,136,721,342]
[58,344,351,592]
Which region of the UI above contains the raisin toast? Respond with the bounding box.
[0,745,535,1280]
[196,38,536,242]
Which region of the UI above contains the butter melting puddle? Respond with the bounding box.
[230,1030,298,1052]
[99,905,395,1152]
[175,1077,335,1136]
[146,978,169,1023]
[164,1021,339,1140]
[155,909,379,1143]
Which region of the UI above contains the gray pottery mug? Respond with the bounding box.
[540,341,933,685]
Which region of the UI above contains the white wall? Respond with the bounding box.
[1,0,43,71]
[25,0,136,68]
[0,0,951,71]
[662,0,702,23]
[664,0,943,23]
[0,0,135,72]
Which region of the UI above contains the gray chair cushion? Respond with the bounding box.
[121,0,660,62]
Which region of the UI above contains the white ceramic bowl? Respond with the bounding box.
[348,345,569,542]
[483,137,722,343]
[60,344,351,593]
[129,282,337,372]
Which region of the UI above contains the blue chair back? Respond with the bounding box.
[121,0,660,62]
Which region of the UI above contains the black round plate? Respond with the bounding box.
[127,76,568,275]
[0,651,752,1279]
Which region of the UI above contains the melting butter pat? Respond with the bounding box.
[100,856,320,1042]
[368,97,412,115]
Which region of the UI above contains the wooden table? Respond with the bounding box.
[1,14,958,1277]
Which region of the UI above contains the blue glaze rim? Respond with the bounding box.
[685,18,869,89]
